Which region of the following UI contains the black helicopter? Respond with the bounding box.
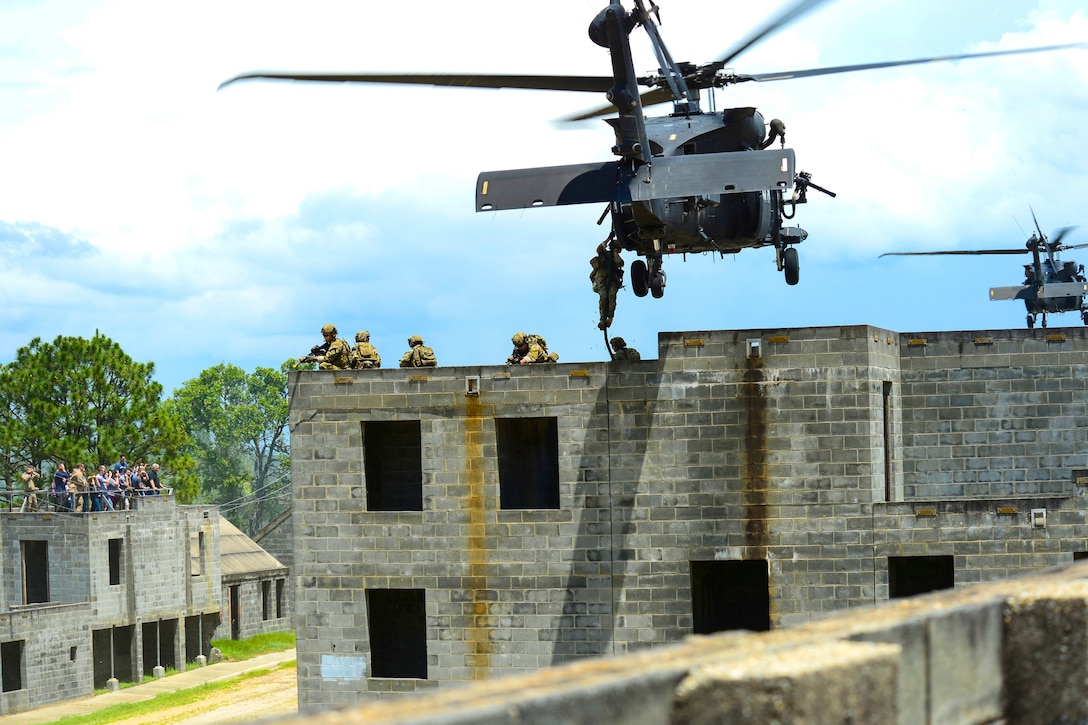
[220,0,1085,301]
[881,214,1088,329]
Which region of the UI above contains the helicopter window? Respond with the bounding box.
[363,420,423,512]
[496,417,559,510]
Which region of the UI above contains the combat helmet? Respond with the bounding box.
[610,336,626,348]
[321,323,337,336]
[355,330,370,342]
[408,335,423,346]
[512,332,527,345]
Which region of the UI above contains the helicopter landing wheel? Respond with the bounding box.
[1082,310,1088,325]
[1041,314,1048,328]
[782,247,800,286]
[650,271,666,298]
[1027,314,1035,329]
[631,259,649,297]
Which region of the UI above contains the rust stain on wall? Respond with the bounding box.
[463,395,492,679]
[742,358,769,558]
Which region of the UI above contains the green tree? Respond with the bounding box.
[0,333,197,500]
[172,361,291,534]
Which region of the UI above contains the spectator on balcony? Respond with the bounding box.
[93,465,114,512]
[52,464,70,512]
[69,464,89,512]
[20,465,41,512]
[148,463,165,494]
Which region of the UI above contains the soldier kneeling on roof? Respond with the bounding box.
[507,332,559,365]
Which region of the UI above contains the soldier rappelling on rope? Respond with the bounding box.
[590,236,624,331]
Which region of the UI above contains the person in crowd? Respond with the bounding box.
[93,465,113,511]
[133,466,151,496]
[147,463,164,494]
[52,463,70,512]
[113,454,129,475]
[106,470,123,511]
[20,465,41,512]
[69,464,88,512]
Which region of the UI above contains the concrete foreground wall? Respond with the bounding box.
[275,561,1088,725]
[288,325,1088,711]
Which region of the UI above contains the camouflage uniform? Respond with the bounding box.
[506,332,559,365]
[317,324,351,370]
[399,335,437,368]
[590,240,624,330]
[610,336,641,361]
[69,465,89,513]
[350,330,382,369]
[21,467,40,512]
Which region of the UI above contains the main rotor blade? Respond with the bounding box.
[1052,226,1077,246]
[880,249,1028,257]
[219,71,615,93]
[563,86,674,122]
[734,42,1088,84]
[1060,241,1088,251]
[710,0,833,71]
[1031,206,1045,241]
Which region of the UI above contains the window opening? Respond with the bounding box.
[364,421,423,511]
[108,538,123,586]
[496,417,560,509]
[367,589,427,679]
[888,555,954,598]
[690,559,771,634]
[262,580,272,621]
[1,640,24,692]
[21,540,49,604]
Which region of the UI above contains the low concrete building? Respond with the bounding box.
[215,518,290,640]
[288,325,1088,712]
[0,496,222,715]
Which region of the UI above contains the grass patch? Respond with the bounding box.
[212,631,295,660]
[48,661,296,725]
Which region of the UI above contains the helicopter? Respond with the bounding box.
[220,0,1086,302]
[881,214,1088,329]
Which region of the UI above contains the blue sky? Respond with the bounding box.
[1,0,1086,394]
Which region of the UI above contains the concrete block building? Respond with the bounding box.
[215,518,290,640]
[288,324,1088,712]
[0,497,223,715]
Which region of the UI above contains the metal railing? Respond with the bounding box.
[0,487,174,513]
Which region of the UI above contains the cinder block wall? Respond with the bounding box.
[272,562,1088,725]
[289,325,1088,711]
[898,329,1088,498]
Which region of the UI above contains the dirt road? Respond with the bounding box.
[108,665,298,725]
